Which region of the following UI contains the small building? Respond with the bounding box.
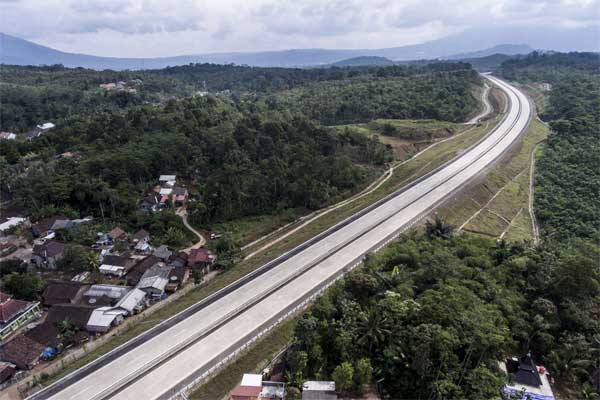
[83,285,130,306]
[24,321,62,350]
[126,255,161,286]
[0,335,44,370]
[153,245,172,261]
[0,132,16,141]
[172,187,188,205]
[107,227,127,242]
[502,354,555,400]
[0,292,41,340]
[168,251,188,268]
[136,264,172,298]
[37,122,56,131]
[31,216,66,238]
[46,304,96,331]
[41,281,88,307]
[188,248,217,273]
[165,267,190,293]
[50,218,74,231]
[158,175,176,187]
[31,240,66,269]
[113,288,147,316]
[99,255,136,277]
[86,307,124,333]
[139,192,166,212]
[0,362,15,384]
[132,229,152,253]
[230,374,285,400]
[302,381,337,400]
[0,217,25,233]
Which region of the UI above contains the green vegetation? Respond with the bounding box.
[286,233,599,399]
[190,318,298,400]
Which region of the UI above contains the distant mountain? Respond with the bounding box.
[446,44,533,60]
[1,24,597,70]
[455,53,518,72]
[331,56,395,67]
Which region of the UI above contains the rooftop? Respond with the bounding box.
[0,335,44,368]
[303,381,336,392]
[0,292,33,324]
[189,248,217,263]
[42,282,86,306]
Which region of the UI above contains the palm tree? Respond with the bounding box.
[547,345,591,383]
[425,216,454,239]
[357,308,392,355]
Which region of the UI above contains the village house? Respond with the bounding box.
[126,255,161,286]
[0,132,16,140]
[501,353,555,400]
[112,288,147,316]
[230,373,285,400]
[168,251,188,268]
[131,229,151,253]
[172,186,189,206]
[24,321,62,352]
[0,362,15,384]
[107,227,127,242]
[136,264,172,298]
[31,240,67,269]
[188,248,217,273]
[158,174,177,187]
[0,335,45,370]
[0,292,41,340]
[86,307,124,333]
[26,122,55,141]
[31,216,65,237]
[41,281,88,307]
[165,267,190,293]
[138,192,166,212]
[83,284,130,306]
[99,254,136,277]
[302,381,336,400]
[0,217,26,233]
[46,304,95,331]
[153,245,172,261]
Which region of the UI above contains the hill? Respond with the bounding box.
[331,56,395,67]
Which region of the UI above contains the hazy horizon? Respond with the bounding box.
[1,0,598,58]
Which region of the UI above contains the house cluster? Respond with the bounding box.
[26,122,56,141]
[229,373,338,400]
[99,79,141,93]
[501,353,555,400]
[139,175,189,212]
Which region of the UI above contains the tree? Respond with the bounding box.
[356,308,392,355]
[425,216,454,239]
[332,362,354,392]
[354,358,373,389]
[2,272,44,300]
[57,245,98,274]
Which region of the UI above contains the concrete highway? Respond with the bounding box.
[31,75,531,400]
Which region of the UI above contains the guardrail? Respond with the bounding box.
[30,76,528,400]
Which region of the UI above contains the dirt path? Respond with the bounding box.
[244,122,486,260]
[177,206,207,252]
[457,168,528,233]
[528,142,543,245]
[466,84,492,124]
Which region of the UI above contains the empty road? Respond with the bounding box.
[31,75,531,400]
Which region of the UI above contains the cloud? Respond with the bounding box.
[0,0,598,57]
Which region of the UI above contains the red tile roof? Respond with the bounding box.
[230,385,261,399]
[0,292,32,324]
[189,248,217,263]
[0,335,44,369]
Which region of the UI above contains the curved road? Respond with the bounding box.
[31,76,531,400]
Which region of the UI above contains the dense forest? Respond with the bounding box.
[0,62,479,231]
[286,52,600,399]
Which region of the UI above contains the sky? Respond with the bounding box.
[1,0,599,57]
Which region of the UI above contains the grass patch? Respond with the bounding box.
[189,317,298,400]
[437,118,549,241]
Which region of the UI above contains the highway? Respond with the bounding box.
[31,75,531,400]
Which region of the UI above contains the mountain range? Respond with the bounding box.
[3,23,598,70]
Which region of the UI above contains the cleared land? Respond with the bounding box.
[436,118,548,241]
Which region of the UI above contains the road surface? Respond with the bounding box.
[30,75,531,400]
